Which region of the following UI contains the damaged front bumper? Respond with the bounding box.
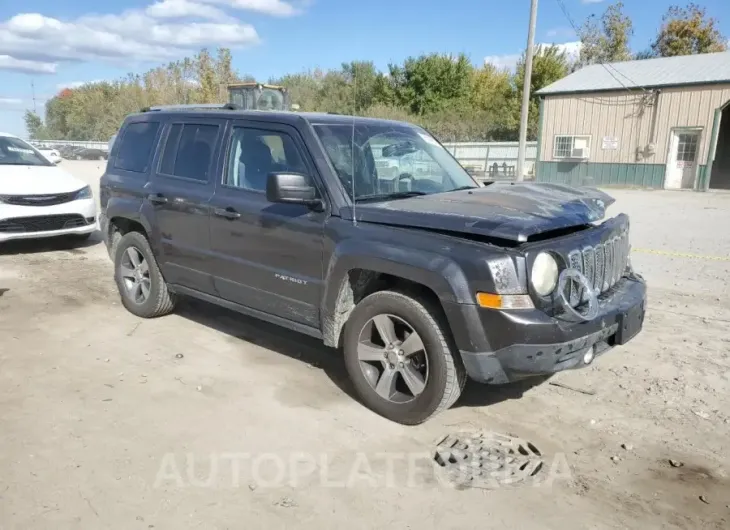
[444,273,647,385]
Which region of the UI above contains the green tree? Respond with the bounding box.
[30,46,566,143]
[633,49,655,60]
[513,45,571,139]
[273,70,323,111]
[341,61,387,112]
[651,3,727,57]
[196,48,219,102]
[389,53,473,115]
[471,64,514,126]
[578,1,634,67]
[24,111,49,140]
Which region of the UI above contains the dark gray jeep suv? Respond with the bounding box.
[100,105,646,425]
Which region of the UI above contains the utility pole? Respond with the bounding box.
[516,0,538,182]
[31,79,37,113]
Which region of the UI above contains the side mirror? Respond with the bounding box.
[266,173,321,208]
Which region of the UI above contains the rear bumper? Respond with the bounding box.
[444,274,647,384]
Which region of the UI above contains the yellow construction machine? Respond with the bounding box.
[226,82,294,111]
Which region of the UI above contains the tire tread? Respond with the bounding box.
[114,231,175,318]
[345,289,466,425]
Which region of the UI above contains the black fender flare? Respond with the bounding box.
[104,198,158,253]
[320,239,473,347]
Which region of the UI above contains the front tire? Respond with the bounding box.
[343,290,466,425]
[114,231,175,318]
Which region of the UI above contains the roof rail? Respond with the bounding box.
[141,103,240,112]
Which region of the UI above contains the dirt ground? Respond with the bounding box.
[1,160,729,529]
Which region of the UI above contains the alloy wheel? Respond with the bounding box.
[356,314,429,404]
[119,246,151,304]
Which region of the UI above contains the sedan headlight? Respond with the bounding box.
[74,185,93,200]
[531,252,559,296]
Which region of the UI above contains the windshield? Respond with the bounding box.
[313,123,477,201]
[0,136,52,167]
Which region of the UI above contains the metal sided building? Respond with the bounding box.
[535,51,730,191]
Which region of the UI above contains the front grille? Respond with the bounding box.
[0,214,88,233]
[564,228,630,307]
[1,192,76,206]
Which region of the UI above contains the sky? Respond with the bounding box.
[0,0,728,137]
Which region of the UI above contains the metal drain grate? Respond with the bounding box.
[433,432,544,489]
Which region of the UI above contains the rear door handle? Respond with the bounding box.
[147,193,168,204]
[213,207,241,220]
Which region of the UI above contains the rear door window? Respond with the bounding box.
[159,123,221,182]
[114,121,160,173]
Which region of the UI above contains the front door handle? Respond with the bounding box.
[213,207,241,220]
[147,193,168,204]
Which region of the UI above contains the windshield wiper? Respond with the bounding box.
[355,191,427,203]
[446,185,479,192]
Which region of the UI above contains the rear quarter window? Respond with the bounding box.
[114,121,161,173]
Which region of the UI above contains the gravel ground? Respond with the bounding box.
[0,161,728,529]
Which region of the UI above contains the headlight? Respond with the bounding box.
[74,185,93,200]
[531,252,559,296]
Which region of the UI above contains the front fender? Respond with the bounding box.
[320,238,473,347]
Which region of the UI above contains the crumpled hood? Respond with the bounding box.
[347,182,615,242]
[0,165,87,195]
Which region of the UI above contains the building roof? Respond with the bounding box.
[537,51,730,96]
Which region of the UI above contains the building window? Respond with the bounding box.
[553,135,591,159]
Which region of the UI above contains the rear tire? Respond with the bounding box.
[343,290,466,425]
[114,231,175,318]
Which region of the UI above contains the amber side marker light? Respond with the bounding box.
[476,292,535,310]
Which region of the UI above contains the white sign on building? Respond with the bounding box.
[602,136,619,150]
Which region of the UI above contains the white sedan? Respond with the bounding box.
[0,133,98,243]
[37,148,62,165]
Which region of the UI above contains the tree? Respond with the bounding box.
[24,111,49,140]
[29,46,572,143]
[651,3,727,57]
[341,61,388,112]
[196,49,219,102]
[577,1,634,67]
[514,45,571,139]
[470,64,516,138]
[633,49,655,60]
[389,53,473,115]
